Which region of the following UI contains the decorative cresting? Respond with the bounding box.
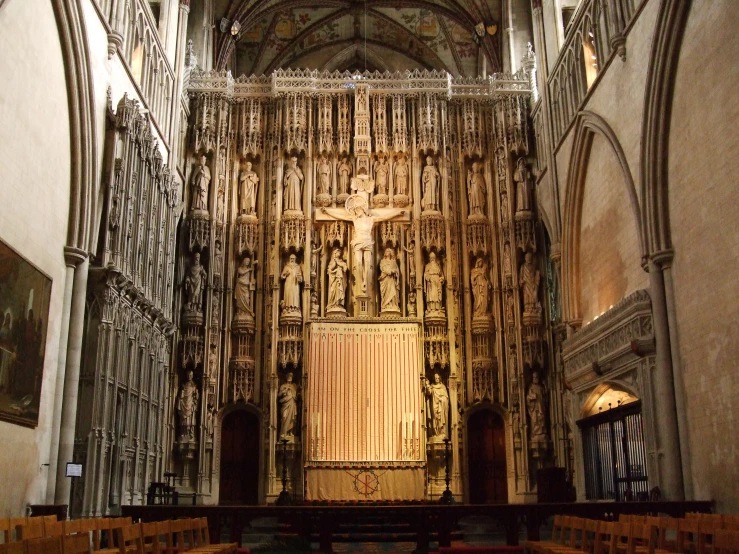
[72,94,178,516]
[183,66,542,504]
[562,290,655,388]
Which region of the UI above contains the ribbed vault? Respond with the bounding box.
[213,0,504,76]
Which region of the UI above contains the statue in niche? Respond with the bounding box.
[421,156,440,212]
[338,157,352,196]
[190,155,211,212]
[505,290,515,325]
[500,192,509,223]
[422,373,449,441]
[503,242,512,281]
[283,156,304,212]
[239,161,259,215]
[378,247,400,313]
[213,240,223,278]
[184,252,207,313]
[317,155,331,195]
[280,254,303,316]
[394,155,409,196]
[519,252,541,313]
[279,372,298,441]
[319,201,406,296]
[470,258,491,318]
[467,161,486,217]
[177,370,199,440]
[234,256,256,318]
[423,252,445,313]
[326,248,348,310]
[374,154,389,195]
[407,290,417,317]
[526,371,548,447]
[402,240,416,286]
[216,184,225,222]
[514,157,531,213]
[310,239,323,281]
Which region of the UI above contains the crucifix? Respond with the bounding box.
[317,178,408,315]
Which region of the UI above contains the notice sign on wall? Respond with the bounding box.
[65,463,82,478]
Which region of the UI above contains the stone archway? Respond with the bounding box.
[219,409,260,504]
[467,409,508,504]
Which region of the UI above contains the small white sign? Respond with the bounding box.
[66,463,83,478]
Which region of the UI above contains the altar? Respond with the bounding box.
[304,320,426,501]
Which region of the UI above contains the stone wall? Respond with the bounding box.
[0,0,71,516]
[668,0,739,513]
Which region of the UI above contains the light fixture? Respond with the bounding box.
[231,20,241,37]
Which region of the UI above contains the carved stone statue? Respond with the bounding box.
[501,192,509,223]
[184,252,207,313]
[320,202,406,296]
[190,155,211,212]
[317,155,331,195]
[177,370,199,440]
[310,239,323,281]
[239,161,259,215]
[423,252,445,313]
[526,371,548,448]
[421,156,440,212]
[374,154,389,195]
[283,156,304,212]
[514,157,531,213]
[407,290,417,317]
[280,254,303,317]
[470,258,491,319]
[394,155,409,196]
[378,248,400,314]
[467,161,486,216]
[503,242,512,281]
[234,256,256,319]
[338,157,352,195]
[326,248,348,311]
[519,252,541,313]
[423,373,449,441]
[279,372,298,441]
[402,240,416,287]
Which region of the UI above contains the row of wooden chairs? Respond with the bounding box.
[524,515,739,554]
[0,517,240,554]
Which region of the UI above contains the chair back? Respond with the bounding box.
[63,533,92,554]
[25,536,62,554]
[116,523,143,554]
[18,517,45,541]
[713,529,739,554]
[0,541,26,554]
[140,522,159,554]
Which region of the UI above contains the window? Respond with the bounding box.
[582,30,598,88]
[578,400,649,501]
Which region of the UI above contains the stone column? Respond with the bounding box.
[647,257,684,500]
[654,249,693,499]
[45,248,85,502]
[54,251,90,505]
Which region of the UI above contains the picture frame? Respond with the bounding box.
[0,238,52,428]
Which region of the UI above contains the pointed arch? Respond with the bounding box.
[561,111,645,326]
[640,0,692,257]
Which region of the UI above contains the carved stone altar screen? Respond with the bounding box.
[180,63,551,504]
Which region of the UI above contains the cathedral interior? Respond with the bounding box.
[0,0,737,522]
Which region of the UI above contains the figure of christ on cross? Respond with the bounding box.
[319,200,408,295]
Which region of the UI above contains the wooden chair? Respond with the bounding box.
[152,522,173,554]
[45,521,64,538]
[18,517,45,540]
[594,522,615,554]
[63,533,93,554]
[9,519,27,543]
[190,518,237,554]
[0,542,25,554]
[42,517,59,535]
[712,530,739,554]
[0,519,12,544]
[678,518,714,554]
[724,517,739,532]
[524,515,572,554]
[116,524,144,554]
[25,536,63,554]
[140,522,160,554]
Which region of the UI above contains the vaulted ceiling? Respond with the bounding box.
[212,0,504,77]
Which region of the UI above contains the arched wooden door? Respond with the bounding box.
[467,410,508,503]
[219,410,260,504]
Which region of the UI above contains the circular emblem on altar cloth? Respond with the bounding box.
[347,469,383,497]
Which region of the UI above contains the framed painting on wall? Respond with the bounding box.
[0,238,52,427]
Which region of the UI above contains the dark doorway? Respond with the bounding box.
[468,410,508,503]
[219,410,260,504]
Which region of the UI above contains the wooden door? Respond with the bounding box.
[219,410,260,504]
[467,410,508,503]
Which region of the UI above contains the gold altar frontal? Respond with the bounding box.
[305,321,426,501]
